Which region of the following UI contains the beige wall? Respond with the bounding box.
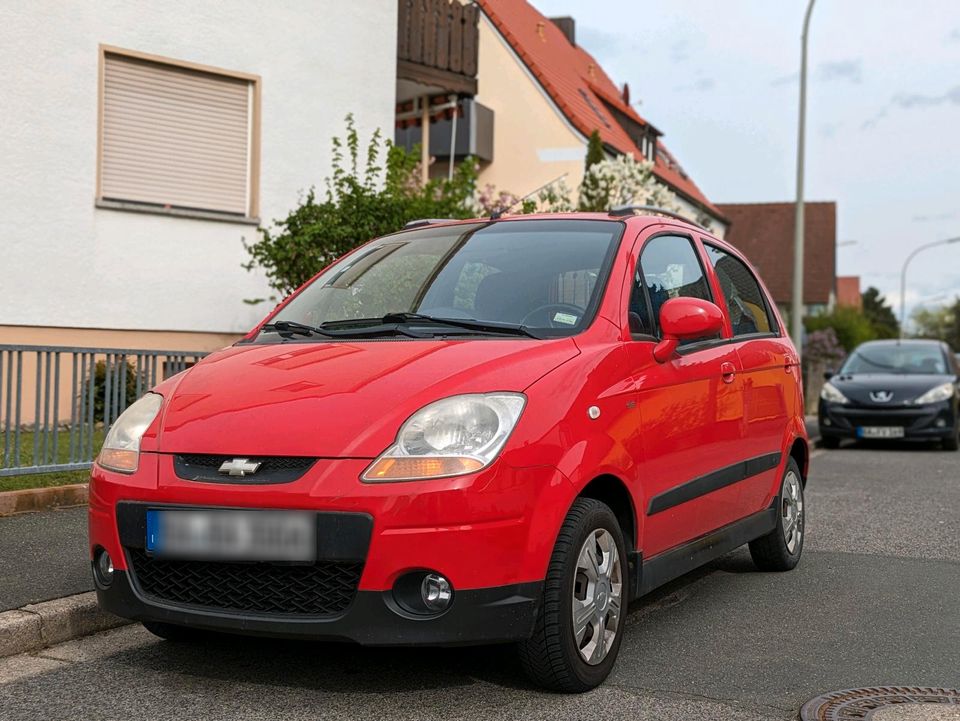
[474,15,587,199]
[0,326,240,429]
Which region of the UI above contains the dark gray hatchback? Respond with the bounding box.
[818,339,960,449]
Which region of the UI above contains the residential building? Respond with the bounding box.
[836,276,862,309]
[394,0,728,234]
[716,202,837,319]
[1,0,398,353]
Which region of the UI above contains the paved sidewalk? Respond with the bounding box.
[0,507,91,611]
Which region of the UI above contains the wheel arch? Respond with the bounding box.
[577,474,637,551]
[789,436,809,485]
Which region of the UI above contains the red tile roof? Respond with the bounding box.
[716,202,837,306]
[477,0,724,221]
[836,276,862,309]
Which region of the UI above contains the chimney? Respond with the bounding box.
[549,16,575,46]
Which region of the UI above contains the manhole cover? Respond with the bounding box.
[800,687,960,720]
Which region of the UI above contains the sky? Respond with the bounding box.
[532,0,960,323]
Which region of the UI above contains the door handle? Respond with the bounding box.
[720,361,736,384]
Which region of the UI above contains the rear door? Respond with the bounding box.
[623,231,747,557]
[703,241,793,516]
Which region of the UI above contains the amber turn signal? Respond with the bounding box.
[363,456,484,481]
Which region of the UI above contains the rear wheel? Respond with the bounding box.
[519,498,627,693]
[749,458,805,572]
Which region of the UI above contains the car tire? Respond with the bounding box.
[518,497,627,693]
[141,621,207,642]
[820,436,840,449]
[749,458,805,572]
[944,431,959,451]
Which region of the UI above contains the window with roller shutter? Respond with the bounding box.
[97,46,260,220]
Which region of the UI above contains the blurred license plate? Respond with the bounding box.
[146,509,316,561]
[857,426,905,439]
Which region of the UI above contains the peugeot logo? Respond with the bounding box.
[870,391,894,403]
[217,458,262,477]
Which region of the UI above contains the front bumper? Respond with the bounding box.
[818,399,957,440]
[89,454,571,645]
[96,567,540,646]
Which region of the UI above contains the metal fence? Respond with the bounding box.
[0,345,209,477]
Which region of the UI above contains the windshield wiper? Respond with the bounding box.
[261,320,338,338]
[380,312,541,339]
[261,319,425,340]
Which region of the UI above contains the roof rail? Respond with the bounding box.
[608,204,705,229]
[403,218,454,229]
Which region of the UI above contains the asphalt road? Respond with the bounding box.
[0,505,90,610]
[1,443,958,720]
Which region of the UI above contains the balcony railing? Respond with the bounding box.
[397,0,480,97]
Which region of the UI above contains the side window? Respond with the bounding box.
[704,244,776,337]
[635,235,713,337]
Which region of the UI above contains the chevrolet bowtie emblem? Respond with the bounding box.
[218,458,262,477]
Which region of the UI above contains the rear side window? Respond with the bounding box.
[704,244,776,337]
[632,235,712,337]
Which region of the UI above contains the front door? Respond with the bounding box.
[624,232,746,557]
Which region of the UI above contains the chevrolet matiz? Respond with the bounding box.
[90,210,808,692]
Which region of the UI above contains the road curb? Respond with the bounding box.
[0,483,88,517]
[0,591,130,658]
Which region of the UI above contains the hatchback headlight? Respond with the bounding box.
[362,393,526,482]
[97,393,163,473]
[820,382,849,405]
[913,382,955,405]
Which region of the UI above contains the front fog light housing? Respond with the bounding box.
[421,573,452,611]
[97,393,163,473]
[392,571,454,616]
[94,549,114,586]
[362,393,526,482]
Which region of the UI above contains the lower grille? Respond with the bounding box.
[127,549,362,616]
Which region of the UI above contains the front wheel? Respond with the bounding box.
[749,458,805,572]
[943,424,959,451]
[518,498,627,693]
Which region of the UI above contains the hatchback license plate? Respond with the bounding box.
[857,426,905,439]
[146,509,316,562]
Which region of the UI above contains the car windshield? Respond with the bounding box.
[840,344,947,375]
[263,219,623,338]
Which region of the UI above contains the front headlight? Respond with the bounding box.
[97,393,163,473]
[820,382,850,405]
[913,382,955,405]
[362,393,526,482]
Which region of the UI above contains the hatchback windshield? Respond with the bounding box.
[840,343,948,375]
[264,219,623,338]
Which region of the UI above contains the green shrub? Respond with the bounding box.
[243,115,480,298]
[804,306,877,352]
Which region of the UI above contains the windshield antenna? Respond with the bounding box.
[489,173,568,220]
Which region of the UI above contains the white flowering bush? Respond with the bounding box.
[579,154,681,213]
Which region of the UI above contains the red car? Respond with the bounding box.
[90,211,808,692]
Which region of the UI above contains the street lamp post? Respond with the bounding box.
[899,237,960,339]
[791,0,817,356]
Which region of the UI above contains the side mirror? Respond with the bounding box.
[653,297,725,362]
[823,369,834,381]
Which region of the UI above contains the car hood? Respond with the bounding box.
[829,373,955,406]
[151,338,579,457]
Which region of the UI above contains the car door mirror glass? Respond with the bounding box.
[823,369,834,380]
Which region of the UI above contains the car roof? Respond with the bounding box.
[856,339,945,348]
[398,212,732,249]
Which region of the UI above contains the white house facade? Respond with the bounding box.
[0,0,398,352]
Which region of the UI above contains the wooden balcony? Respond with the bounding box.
[397,0,479,99]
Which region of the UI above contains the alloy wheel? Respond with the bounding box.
[572,528,623,665]
[781,471,804,554]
